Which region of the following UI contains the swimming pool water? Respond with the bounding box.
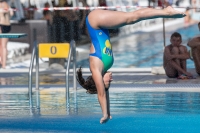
[77,24,199,68]
[1,89,200,132]
[2,90,200,115]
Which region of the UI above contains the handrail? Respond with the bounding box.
[66,41,73,109]
[72,40,77,114]
[28,42,36,108]
[28,40,77,111]
[72,40,77,91]
[66,40,77,110]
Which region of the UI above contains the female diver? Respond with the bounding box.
[76,6,186,124]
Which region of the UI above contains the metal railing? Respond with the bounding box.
[28,40,77,109]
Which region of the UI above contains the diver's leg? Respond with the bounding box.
[88,6,185,29]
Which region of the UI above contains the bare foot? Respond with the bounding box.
[164,6,186,18]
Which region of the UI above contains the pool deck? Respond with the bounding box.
[0,67,200,92]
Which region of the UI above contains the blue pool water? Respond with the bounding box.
[1,90,200,132]
[77,24,199,68]
[1,114,200,133]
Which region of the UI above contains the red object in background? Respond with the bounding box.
[99,3,107,6]
[158,0,163,7]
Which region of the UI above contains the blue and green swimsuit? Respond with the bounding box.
[86,17,114,72]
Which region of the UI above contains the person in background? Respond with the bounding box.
[78,0,90,37]
[184,7,192,27]
[43,2,53,25]
[184,7,199,28]
[9,0,25,22]
[163,32,192,79]
[76,6,186,124]
[62,1,80,41]
[0,0,13,69]
[187,22,200,76]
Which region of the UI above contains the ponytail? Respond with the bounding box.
[76,67,97,94]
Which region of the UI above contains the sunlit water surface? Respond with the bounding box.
[0,89,200,132]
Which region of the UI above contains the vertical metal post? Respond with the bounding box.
[36,90,40,109]
[162,18,166,47]
[34,28,40,109]
[28,46,36,108]
[65,42,72,112]
[72,40,77,114]
[34,29,39,90]
[162,0,166,47]
[72,40,77,90]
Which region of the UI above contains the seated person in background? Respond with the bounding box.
[187,22,200,75]
[163,32,192,79]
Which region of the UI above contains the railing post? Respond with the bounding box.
[65,42,72,112]
[28,45,36,108]
[162,0,166,47]
[34,28,40,109]
[72,40,77,114]
[72,40,77,90]
[34,29,39,90]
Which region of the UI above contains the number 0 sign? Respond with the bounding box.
[39,43,70,58]
[50,46,57,55]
